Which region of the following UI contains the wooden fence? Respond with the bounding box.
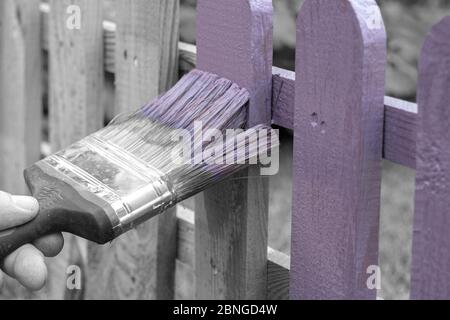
[0,0,449,300]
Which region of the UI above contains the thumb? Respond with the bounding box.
[0,192,39,230]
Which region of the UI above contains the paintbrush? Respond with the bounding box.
[0,69,278,260]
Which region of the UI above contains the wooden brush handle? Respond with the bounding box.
[0,164,115,262]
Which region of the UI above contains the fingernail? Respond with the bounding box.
[12,196,39,213]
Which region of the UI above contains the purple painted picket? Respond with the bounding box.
[411,16,450,300]
[196,0,273,127]
[290,0,387,299]
[195,0,273,299]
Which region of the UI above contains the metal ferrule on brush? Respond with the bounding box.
[41,134,176,237]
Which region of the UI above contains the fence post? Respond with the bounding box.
[195,0,273,299]
[0,0,41,299]
[290,0,386,299]
[410,16,450,300]
[46,0,104,300]
[86,0,180,300]
[0,0,41,195]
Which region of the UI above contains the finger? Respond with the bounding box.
[0,192,39,230]
[2,244,47,291]
[33,233,64,257]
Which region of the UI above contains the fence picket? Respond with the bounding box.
[47,0,104,300]
[290,0,386,299]
[195,0,273,299]
[410,16,450,300]
[85,0,180,300]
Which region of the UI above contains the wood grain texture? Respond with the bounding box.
[47,0,104,300]
[40,5,420,170]
[384,96,417,169]
[291,0,386,299]
[267,248,290,300]
[85,0,180,300]
[114,0,158,114]
[195,0,273,300]
[49,0,104,150]
[176,208,289,300]
[410,16,450,300]
[114,0,179,114]
[0,0,42,194]
[272,68,295,131]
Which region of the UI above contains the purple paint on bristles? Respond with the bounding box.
[140,70,249,131]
